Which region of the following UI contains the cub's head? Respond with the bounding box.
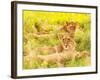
[63,22,78,38]
[58,33,76,50]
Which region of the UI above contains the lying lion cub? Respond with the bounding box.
[35,32,76,55]
[24,50,89,67]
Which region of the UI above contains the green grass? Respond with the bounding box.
[23,10,91,69]
[23,56,91,69]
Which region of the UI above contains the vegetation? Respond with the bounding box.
[23,10,91,69]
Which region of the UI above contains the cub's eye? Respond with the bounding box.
[62,39,65,41]
[67,38,70,40]
[66,37,70,40]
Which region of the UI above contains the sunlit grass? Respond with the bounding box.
[23,10,91,69]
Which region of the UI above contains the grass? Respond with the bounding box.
[23,10,91,69]
[23,56,91,69]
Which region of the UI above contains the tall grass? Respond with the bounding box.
[23,10,91,69]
